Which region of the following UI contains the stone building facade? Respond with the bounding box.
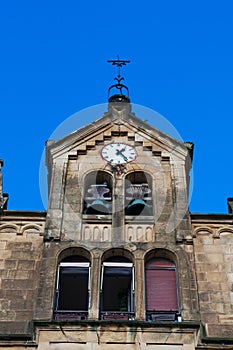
[0,94,233,349]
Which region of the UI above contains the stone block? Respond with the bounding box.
[0,309,16,321]
[196,272,207,281]
[199,291,210,302]
[4,259,18,269]
[1,278,34,290]
[0,269,8,278]
[207,271,227,282]
[195,254,206,263]
[227,272,233,282]
[200,312,219,323]
[17,259,36,270]
[206,324,233,337]
[0,241,6,249]
[15,310,33,321]
[6,242,32,250]
[5,289,25,299]
[10,250,34,259]
[0,321,29,334]
[7,270,29,279]
[197,281,223,293]
[200,302,223,313]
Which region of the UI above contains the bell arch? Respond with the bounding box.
[83,170,113,215]
[125,171,153,216]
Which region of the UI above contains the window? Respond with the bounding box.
[125,172,153,216]
[83,171,112,215]
[100,257,134,320]
[54,256,90,320]
[145,258,179,321]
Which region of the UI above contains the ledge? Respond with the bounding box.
[32,318,201,330]
[1,210,47,220]
[191,212,233,223]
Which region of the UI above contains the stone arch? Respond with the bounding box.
[57,246,92,265]
[21,224,42,234]
[218,227,233,236]
[194,226,213,237]
[101,247,134,263]
[0,223,18,233]
[144,247,178,265]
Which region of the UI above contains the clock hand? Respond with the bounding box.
[116,149,128,162]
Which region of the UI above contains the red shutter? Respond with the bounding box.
[146,259,178,311]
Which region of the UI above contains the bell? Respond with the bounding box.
[86,200,110,215]
[126,199,146,215]
[125,199,152,216]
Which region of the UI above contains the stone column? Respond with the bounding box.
[112,174,125,242]
[134,256,146,320]
[88,254,101,320]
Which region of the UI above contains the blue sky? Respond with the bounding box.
[0,1,232,213]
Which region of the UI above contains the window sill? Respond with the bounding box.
[146,311,181,322]
[101,312,135,321]
[54,311,88,321]
[82,214,112,223]
[125,216,155,224]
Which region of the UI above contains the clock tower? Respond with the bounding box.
[38,60,197,329]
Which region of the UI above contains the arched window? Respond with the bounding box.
[100,256,134,320]
[145,258,179,321]
[54,255,90,321]
[83,171,112,215]
[125,171,153,216]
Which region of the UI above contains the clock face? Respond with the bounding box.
[101,143,136,165]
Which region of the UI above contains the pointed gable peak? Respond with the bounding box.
[46,101,192,165]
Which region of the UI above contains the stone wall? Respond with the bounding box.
[192,216,233,338]
[0,211,45,334]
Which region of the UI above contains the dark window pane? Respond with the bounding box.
[102,267,132,312]
[57,267,89,311]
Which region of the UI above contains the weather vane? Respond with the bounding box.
[107,55,130,100]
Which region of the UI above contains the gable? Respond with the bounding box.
[46,103,193,166]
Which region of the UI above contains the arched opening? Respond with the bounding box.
[145,257,179,321]
[125,171,153,216]
[100,256,134,320]
[83,171,113,215]
[54,255,90,321]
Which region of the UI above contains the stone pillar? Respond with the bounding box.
[112,174,125,242]
[134,257,146,320]
[89,254,101,320]
[45,160,67,240]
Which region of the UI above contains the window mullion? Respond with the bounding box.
[100,265,104,291]
[88,266,91,309]
[55,264,61,310]
[131,266,135,312]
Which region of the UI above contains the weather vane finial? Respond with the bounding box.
[107,55,131,102]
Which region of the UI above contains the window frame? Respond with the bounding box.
[100,262,135,320]
[54,261,91,320]
[145,258,180,322]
